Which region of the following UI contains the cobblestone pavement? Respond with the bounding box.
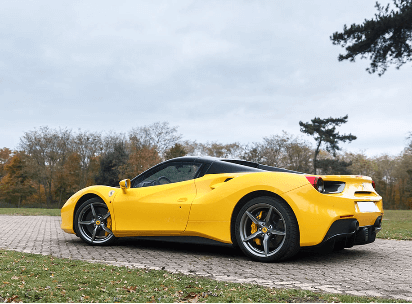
[1,215,412,301]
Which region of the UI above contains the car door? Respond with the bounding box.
[112,162,201,236]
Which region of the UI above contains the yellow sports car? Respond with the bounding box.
[61,156,383,262]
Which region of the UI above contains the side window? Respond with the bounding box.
[135,162,201,188]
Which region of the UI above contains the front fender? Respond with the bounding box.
[61,186,119,234]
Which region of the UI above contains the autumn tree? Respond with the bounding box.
[331,0,412,75]
[338,145,412,209]
[54,152,82,207]
[95,142,128,187]
[164,143,187,160]
[0,147,12,180]
[299,115,356,174]
[397,134,412,208]
[117,130,163,178]
[119,145,161,179]
[373,154,399,208]
[19,127,73,207]
[0,152,34,207]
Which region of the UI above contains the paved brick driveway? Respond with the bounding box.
[1,215,412,301]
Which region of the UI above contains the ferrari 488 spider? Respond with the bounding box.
[61,156,383,262]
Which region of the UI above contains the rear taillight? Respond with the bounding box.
[306,176,324,193]
[372,181,376,189]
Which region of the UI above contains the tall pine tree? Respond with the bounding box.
[299,115,356,174]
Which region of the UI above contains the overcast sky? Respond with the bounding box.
[1,0,410,157]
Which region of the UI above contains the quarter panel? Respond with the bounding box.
[185,172,308,243]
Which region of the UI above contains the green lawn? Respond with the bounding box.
[0,208,60,216]
[0,250,404,303]
[378,210,412,240]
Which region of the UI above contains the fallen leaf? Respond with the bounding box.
[5,295,19,303]
[183,292,199,302]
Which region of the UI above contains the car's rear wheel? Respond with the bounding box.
[74,198,116,245]
[235,196,299,262]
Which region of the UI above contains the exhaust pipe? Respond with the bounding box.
[374,216,382,233]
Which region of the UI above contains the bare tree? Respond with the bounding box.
[180,140,199,156]
[283,137,313,173]
[243,132,313,172]
[244,132,293,167]
[129,122,182,158]
[72,131,103,188]
[345,151,375,176]
[194,142,244,159]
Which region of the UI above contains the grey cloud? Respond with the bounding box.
[0,0,408,157]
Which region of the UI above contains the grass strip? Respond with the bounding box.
[0,249,404,303]
[0,208,60,216]
[378,210,412,240]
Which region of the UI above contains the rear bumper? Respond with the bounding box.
[320,216,382,248]
[284,183,383,246]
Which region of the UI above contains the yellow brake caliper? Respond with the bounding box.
[250,211,263,245]
[105,216,112,236]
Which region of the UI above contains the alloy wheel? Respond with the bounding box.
[76,200,115,245]
[239,202,287,258]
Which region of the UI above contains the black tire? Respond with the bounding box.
[235,196,300,262]
[74,198,116,245]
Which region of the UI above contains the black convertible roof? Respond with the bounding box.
[165,156,301,175]
[131,156,301,186]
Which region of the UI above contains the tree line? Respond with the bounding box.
[0,121,411,209]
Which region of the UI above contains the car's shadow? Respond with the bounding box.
[66,235,376,264]
[293,246,376,263]
[117,236,244,259]
[89,236,376,263]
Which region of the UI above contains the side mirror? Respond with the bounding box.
[119,179,131,193]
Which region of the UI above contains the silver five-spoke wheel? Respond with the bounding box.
[75,198,115,245]
[235,196,299,262]
[240,203,286,257]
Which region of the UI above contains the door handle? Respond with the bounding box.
[177,197,188,202]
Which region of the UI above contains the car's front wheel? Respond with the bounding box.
[235,196,299,262]
[74,198,116,245]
